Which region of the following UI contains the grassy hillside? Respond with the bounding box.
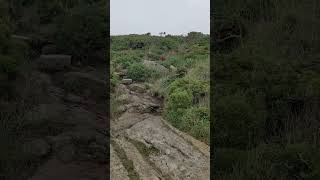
[111,33,210,144]
[213,0,320,179]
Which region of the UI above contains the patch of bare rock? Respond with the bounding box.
[111,82,210,180]
[26,53,108,179]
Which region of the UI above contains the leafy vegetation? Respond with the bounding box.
[111,32,210,144]
[127,63,152,82]
[213,0,320,178]
[54,1,107,63]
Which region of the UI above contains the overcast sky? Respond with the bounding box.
[110,0,210,35]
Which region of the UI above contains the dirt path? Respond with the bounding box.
[111,83,210,180]
[27,66,108,180]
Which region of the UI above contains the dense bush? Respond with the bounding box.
[127,63,151,82]
[213,0,320,178]
[54,2,107,63]
[110,74,119,88]
[111,50,143,68]
[214,94,265,148]
[166,90,192,110]
[181,107,210,142]
[164,74,209,143]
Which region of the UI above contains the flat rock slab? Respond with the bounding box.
[111,112,148,136]
[110,145,130,180]
[121,79,132,85]
[143,60,169,74]
[129,83,146,93]
[114,137,161,180]
[125,116,210,180]
[111,83,209,180]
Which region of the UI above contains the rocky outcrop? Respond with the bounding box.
[115,137,162,180]
[110,145,130,180]
[111,82,210,180]
[28,63,108,180]
[129,83,146,93]
[121,78,132,85]
[36,55,71,72]
[170,65,177,72]
[63,72,107,101]
[143,60,169,74]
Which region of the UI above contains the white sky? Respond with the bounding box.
[110,0,210,35]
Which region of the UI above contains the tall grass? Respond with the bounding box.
[213,0,320,178]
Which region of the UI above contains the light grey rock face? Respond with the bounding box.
[121,78,133,85]
[143,60,169,74]
[125,116,210,180]
[117,105,127,113]
[114,138,162,180]
[111,82,210,180]
[170,65,177,72]
[116,94,129,103]
[116,84,130,94]
[36,55,71,72]
[110,145,130,180]
[129,83,146,93]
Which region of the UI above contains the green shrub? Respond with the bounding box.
[150,74,178,97]
[216,143,320,180]
[166,90,192,110]
[54,2,107,62]
[111,72,119,88]
[160,55,187,69]
[164,108,187,127]
[112,50,142,68]
[127,63,151,82]
[169,77,208,103]
[164,90,210,143]
[214,94,265,149]
[182,107,210,143]
[214,148,248,174]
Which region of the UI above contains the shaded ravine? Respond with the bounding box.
[111,82,210,180]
